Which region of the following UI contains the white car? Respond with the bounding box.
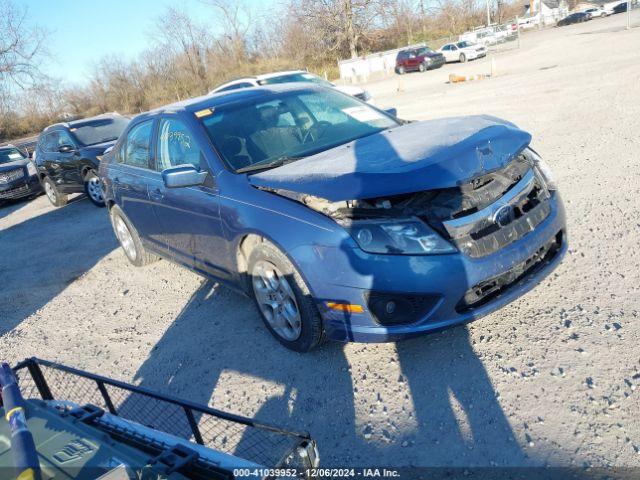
[583,6,608,17]
[439,41,487,63]
[209,70,373,104]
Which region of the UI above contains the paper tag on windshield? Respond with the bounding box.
[342,106,385,122]
[8,153,22,160]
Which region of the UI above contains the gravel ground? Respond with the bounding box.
[1,12,639,469]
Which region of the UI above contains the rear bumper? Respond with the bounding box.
[295,194,567,343]
[0,174,41,200]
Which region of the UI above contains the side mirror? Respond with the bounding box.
[162,164,208,188]
[58,144,76,154]
[385,108,398,117]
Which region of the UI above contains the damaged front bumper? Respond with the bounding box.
[291,193,567,343]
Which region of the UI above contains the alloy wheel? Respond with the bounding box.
[251,260,302,341]
[87,175,103,203]
[44,180,56,203]
[113,215,137,261]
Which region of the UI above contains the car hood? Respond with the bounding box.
[423,51,444,58]
[80,140,117,157]
[249,115,532,202]
[0,159,29,173]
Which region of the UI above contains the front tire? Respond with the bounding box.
[109,205,158,267]
[418,62,426,72]
[84,170,105,207]
[248,241,324,352]
[42,176,68,207]
[397,65,405,75]
[459,53,467,63]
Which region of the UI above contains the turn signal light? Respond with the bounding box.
[326,302,364,314]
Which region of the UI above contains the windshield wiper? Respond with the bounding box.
[236,156,302,173]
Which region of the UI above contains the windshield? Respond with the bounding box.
[199,88,399,173]
[417,47,434,55]
[0,148,26,164]
[258,72,333,88]
[70,116,130,146]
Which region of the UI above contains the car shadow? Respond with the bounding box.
[0,198,117,336]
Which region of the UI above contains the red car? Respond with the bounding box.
[395,47,446,74]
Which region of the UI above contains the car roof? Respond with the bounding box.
[43,112,124,133]
[135,83,326,122]
[212,70,309,91]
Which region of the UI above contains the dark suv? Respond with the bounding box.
[0,145,42,204]
[34,113,129,207]
[395,47,446,74]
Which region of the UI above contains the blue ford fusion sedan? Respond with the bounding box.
[100,84,566,352]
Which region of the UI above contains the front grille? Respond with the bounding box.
[0,168,24,183]
[435,157,552,258]
[0,183,29,198]
[456,231,563,312]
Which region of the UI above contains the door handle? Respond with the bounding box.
[149,187,164,201]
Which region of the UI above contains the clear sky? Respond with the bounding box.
[18,0,268,85]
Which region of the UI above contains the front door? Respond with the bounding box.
[149,115,230,280]
[112,119,161,242]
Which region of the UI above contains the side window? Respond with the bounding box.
[123,121,153,169]
[442,45,450,51]
[156,118,202,171]
[44,133,59,152]
[57,130,75,147]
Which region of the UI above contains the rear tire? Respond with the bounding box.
[248,240,325,352]
[459,53,467,63]
[109,205,158,267]
[42,176,68,207]
[84,170,105,207]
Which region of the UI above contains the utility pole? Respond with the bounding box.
[486,0,491,26]
[627,0,631,30]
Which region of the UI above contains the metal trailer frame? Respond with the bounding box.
[10,358,318,477]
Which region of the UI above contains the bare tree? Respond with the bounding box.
[0,0,48,90]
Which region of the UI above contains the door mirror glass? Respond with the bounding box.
[162,164,207,188]
[58,144,75,153]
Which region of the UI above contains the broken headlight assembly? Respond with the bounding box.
[349,218,455,255]
[525,147,557,190]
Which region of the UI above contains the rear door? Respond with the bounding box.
[38,132,64,184]
[111,119,162,245]
[55,129,83,188]
[149,115,230,279]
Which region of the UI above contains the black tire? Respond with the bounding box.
[42,176,68,207]
[84,170,105,207]
[247,240,325,352]
[109,204,158,267]
[418,62,426,72]
[397,65,405,75]
[459,53,467,63]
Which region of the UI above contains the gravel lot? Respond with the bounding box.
[1,12,639,468]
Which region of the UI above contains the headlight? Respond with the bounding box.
[26,161,37,176]
[349,218,455,255]
[525,148,557,190]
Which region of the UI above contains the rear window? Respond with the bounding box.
[70,116,130,147]
[0,148,26,164]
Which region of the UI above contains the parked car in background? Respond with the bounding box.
[101,84,566,352]
[439,41,487,63]
[612,2,628,13]
[557,12,591,26]
[0,145,42,204]
[394,47,446,74]
[583,6,607,18]
[34,113,129,207]
[209,70,374,104]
